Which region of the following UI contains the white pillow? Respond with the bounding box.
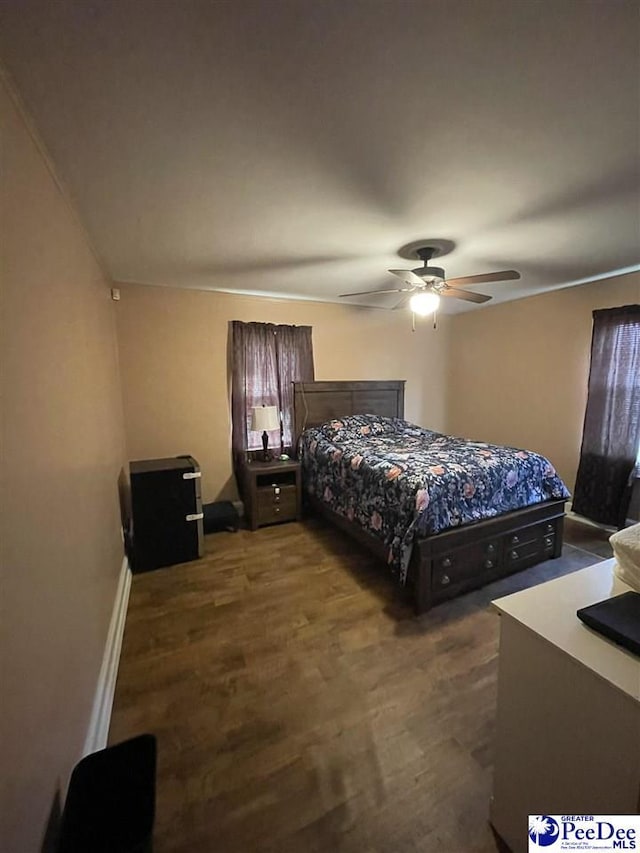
[610,523,640,592]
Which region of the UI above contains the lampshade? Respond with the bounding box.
[410,291,440,316]
[250,405,280,432]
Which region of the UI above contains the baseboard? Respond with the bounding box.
[83,555,132,756]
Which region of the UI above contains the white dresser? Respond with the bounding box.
[490,559,640,853]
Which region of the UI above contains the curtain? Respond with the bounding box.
[573,304,640,527]
[274,324,314,451]
[230,321,314,473]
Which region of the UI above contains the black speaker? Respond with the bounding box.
[130,456,203,573]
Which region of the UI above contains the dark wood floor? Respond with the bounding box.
[110,514,611,853]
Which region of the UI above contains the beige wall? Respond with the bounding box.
[0,77,126,851]
[447,272,640,493]
[115,273,640,508]
[115,284,450,502]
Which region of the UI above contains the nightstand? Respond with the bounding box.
[241,459,302,531]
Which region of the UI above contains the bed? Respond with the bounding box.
[293,380,569,613]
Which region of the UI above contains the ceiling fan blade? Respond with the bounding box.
[388,268,425,286]
[392,293,412,311]
[445,269,521,287]
[441,287,492,303]
[339,287,409,298]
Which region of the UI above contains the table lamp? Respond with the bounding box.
[250,405,280,461]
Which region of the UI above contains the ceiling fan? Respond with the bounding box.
[339,245,521,315]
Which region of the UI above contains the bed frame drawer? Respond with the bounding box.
[431,539,501,593]
[506,519,558,550]
[505,530,556,568]
[415,501,566,610]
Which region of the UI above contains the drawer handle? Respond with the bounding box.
[442,557,452,569]
[511,549,519,560]
[544,535,554,546]
[511,535,520,545]
[274,495,280,503]
[486,544,496,555]
[546,523,554,533]
[274,507,280,514]
[274,486,281,495]
[185,513,204,522]
[440,574,451,586]
[484,559,495,569]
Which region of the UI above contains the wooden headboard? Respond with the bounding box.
[293,380,405,446]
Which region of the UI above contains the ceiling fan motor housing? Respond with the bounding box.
[414,265,446,283]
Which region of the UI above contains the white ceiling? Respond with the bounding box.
[1,0,639,313]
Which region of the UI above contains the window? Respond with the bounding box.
[573,304,640,527]
[230,321,314,464]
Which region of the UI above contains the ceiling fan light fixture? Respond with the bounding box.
[409,291,440,316]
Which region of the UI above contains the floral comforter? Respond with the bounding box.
[299,415,570,584]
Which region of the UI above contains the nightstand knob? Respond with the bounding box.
[511,550,519,560]
[486,544,496,555]
[511,535,520,545]
[441,574,450,586]
[546,523,554,533]
[484,560,494,569]
[274,506,280,514]
[442,557,452,569]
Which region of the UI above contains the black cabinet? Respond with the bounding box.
[130,456,203,573]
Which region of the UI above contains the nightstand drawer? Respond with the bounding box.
[257,485,297,523]
[257,483,297,505]
[256,485,297,515]
[242,459,301,530]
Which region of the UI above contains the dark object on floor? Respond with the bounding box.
[58,734,156,853]
[577,591,640,657]
[203,500,240,533]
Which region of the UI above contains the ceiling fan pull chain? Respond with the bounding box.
[412,311,416,333]
[433,310,438,330]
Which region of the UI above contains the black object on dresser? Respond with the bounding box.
[577,591,640,656]
[130,456,203,573]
